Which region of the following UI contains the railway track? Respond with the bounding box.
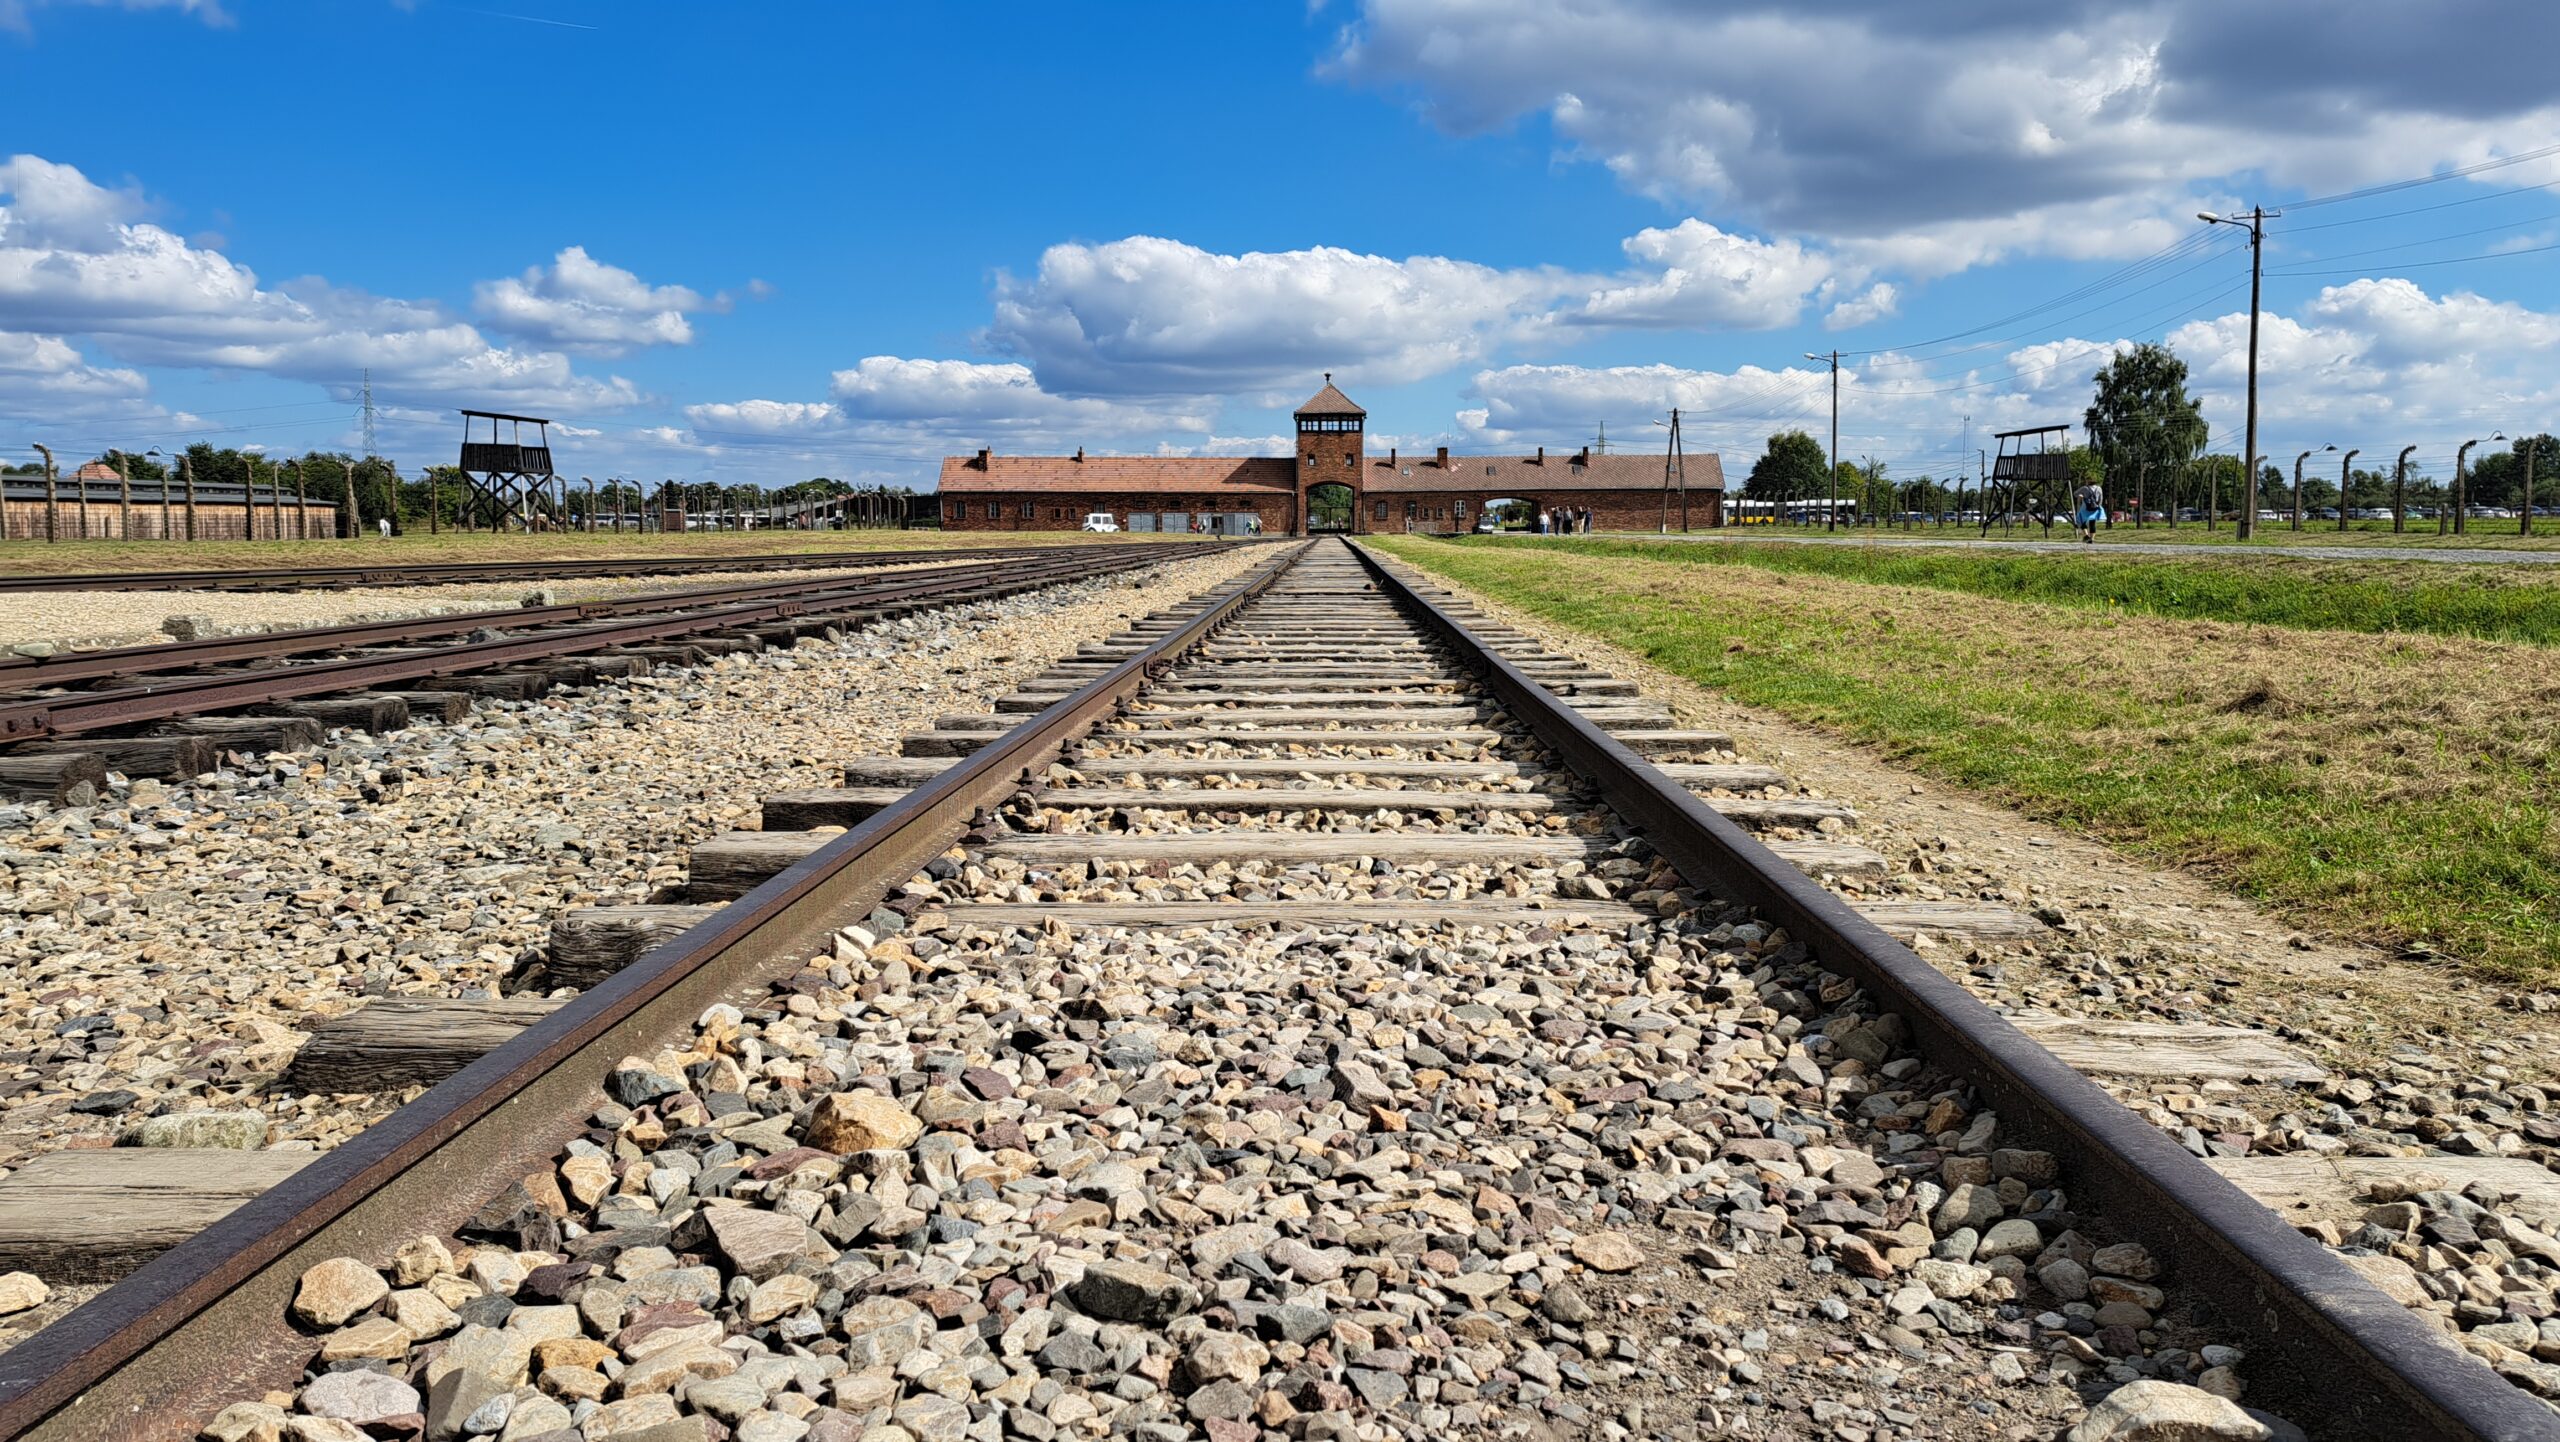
[0,546,1232,795]
[0,538,2544,1440]
[0,544,1126,595]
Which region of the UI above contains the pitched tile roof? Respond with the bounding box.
[1364,451,1725,494]
[938,454,1296,496]
[1294,378,1365,416]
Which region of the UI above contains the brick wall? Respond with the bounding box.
[939,493,1295,534]
[1361,490,1720,534]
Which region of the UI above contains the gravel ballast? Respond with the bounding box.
[177,545,2307,1442]
[0,548,1264,1347]
[0,560,969,653]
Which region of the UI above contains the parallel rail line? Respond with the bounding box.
[0,543,1173,594]
[0,537,2541,1439]
[0,545,1223,744]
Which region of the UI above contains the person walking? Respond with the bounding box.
[2074,479,2106,544]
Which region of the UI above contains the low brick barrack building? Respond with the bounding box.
[937,378,1723,535]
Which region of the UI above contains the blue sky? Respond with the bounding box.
[6,0,2560,490]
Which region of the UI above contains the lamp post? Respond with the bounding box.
[2451,435,2501,535]
[2393,445,2416,534]
[2337,448,2358,532]
[2291,446,2332,530]
[1804,350,1840,531]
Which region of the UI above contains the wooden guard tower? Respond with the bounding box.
[457,410,565,531]
[1983,424,2074,534]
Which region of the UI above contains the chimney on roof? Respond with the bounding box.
[1573,446,1590,467]
[1389,446,1397,466]
[975,448,991,469]
[1435,446,1449,468]
[1075,446,1084,462]
[1536,446,1545,465]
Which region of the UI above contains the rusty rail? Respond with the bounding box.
[1348,541,2558,1442]
[0,542,1309,1440]
[0,542,1204,594]
[0,546,1231,741]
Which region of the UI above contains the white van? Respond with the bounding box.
[1081,512,1120,533]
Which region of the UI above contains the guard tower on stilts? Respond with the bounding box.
[457,410,564,532]
[1983,424,2073,536]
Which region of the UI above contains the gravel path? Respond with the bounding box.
[0,560,968,652]
[182,546,2301,1442]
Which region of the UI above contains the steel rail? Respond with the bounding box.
[0,546,1217,741]
[0,542,1186,594]
[1346,541,2559,1442]
[0,540,1309,1441]
[0,552,1044,686]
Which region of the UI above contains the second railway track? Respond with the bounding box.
[0,538,2545,1440]
[0,546,1229,793]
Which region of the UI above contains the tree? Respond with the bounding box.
[2465,436,2560,507]
[97,449,169,481]
[1744,429,1829,502]
[2083,344,2207,503]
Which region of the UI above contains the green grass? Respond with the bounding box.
[1378,535,2560,984]
[1696,518,2560,549]
[1443,535,2560,647]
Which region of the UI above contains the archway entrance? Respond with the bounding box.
[1306,482,1356,534]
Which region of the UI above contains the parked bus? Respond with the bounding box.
[1724,498,1858,526]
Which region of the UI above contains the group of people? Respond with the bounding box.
[1535,506,1593,535]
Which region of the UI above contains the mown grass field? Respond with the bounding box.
[0,529,1206,578]
[1377,534,2560,985]
[1699,519,2560,550]
[1502,536,2560,647]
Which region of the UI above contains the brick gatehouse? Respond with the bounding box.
[935,378,1723,535]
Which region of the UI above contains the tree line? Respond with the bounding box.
[9,445,924,532]
[1740,344,2553,519]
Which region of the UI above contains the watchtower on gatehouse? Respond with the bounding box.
[1295,374,1366,534]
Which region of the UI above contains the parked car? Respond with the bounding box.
[1081,512,1121,532]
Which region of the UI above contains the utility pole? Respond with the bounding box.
[1804,350,1841,530]
[32,443,55,543]
[2199,207,2273,539]
[115,450,132,540]
[2338,449,2359,532]
[342,459,359,539]
[361,368,378,461]
[244,455,260,541]
[2393,445,2416,533]
[291,458,307,540]
[1655,407,1688,532]
[182,452,197,540]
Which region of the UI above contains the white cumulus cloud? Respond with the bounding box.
[473,246,714,355]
